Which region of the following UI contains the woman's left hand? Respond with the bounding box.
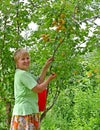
[45,57,54,68]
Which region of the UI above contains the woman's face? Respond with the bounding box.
[16,53,30,70]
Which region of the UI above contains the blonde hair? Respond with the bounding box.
[14,48,29,63]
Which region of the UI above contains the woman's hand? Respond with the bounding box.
[38,57,54,84]
[44,57,54,68]
[49,73,56,81]
[33,73,57,93]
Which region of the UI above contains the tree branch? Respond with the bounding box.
[40,84,60,122]
[80,14,100,23]
[16,0,20,45]
[72,14,100,25]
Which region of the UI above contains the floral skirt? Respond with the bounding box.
[10,113,40,130]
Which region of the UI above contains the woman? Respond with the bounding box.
[10,48,56,130]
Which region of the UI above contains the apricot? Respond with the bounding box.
[60,13,65,19]
[52,20,57,25]
[56,25,62,31]
[59,19,65,25]
[59,38,63,43]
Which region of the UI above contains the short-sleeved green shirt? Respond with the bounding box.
[13,69,38,115]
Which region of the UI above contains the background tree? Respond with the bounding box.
[0,0,100,129]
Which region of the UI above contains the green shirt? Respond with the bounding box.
[13,69,38,115]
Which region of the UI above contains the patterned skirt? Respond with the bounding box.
[10,113,40,130]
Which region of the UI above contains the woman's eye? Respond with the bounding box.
[21,58,25,60]
[20,57,30,61]
[27,57,30,60]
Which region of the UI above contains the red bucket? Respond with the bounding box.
[38,89,47,112]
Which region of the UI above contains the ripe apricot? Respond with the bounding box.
[59,38,63,43]
[94,69,98,73]
[41,34,46,37]
[56,25,62,31]
[60,13,65,19]
[87,72,92,77]
[59,19,65,25]
[41,34,50,42]
[52,20,57,25]
[62,52,65,56]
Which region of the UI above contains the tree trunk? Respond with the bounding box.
[6,102,11,126]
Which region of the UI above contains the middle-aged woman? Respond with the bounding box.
[10,48,56,130]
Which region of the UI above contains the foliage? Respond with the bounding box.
[41,50,100,130]
[0,0,100,129]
